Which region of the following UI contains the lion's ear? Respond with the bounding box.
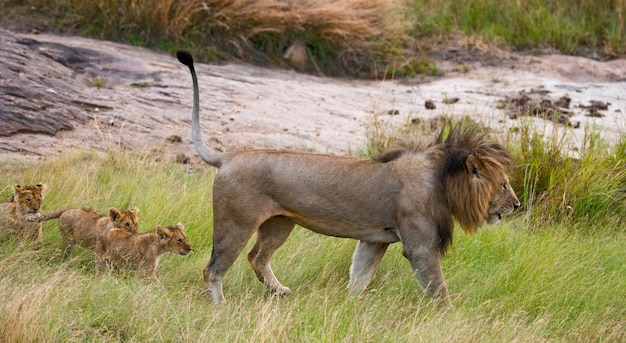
[156,226,172,240]
[109,207,121,221]
[35,183,45,196]
[465,154,483,178]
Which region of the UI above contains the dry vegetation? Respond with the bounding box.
[3,0,624,77]
[4,0,411,77]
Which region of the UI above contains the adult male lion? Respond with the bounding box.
[177,51,520,304]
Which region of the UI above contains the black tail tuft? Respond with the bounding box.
[176,50,194,68]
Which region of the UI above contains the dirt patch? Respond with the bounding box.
[1,28,624,162]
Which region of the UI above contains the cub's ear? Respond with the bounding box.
[131,207,139,216]
[14,184,22,192]
[465,154,484,178]
[109,207,121,221]
[35,183,45,195]
[175,222,184,230]
[156,226,172,240]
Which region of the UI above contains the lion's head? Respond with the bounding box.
[12,183,45,216]
[436,124,520,235]
[157,223,192,256]
[108,207,139,233]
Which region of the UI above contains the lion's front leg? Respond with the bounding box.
[403,246,449,299]
[398,222,450,300]
[348,241,389,294]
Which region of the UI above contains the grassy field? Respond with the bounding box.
[1,0,624,77]
[1,126,625,341]
[1,0,625,341]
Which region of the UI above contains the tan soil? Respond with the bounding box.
[1,28,624,164]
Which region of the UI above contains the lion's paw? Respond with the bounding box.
[271,286,292,298]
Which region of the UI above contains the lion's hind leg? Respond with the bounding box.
[247,216,295,298]
[204,217,257,305]
[348,241,389,294]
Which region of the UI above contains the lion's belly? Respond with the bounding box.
[290,217,401,243]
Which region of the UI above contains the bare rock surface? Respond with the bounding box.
[1,28,624,162]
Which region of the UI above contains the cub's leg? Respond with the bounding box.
[94,245,105,274]
[348,241,389,294]
[23,222,43,249]
[59,234,75,258]
[247,216,295,298]
[204,217,257,305]
[58,217,75,258]
[138,261,157,280]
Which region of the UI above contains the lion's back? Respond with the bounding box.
[58,209,107,247]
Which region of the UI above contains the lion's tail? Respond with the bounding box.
[35,208,69,222]
[176,50,222,168]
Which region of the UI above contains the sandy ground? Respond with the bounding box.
[1,29,624,163]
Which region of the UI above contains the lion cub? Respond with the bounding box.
[0,183,45,248]
[36,207,139,257]
[95,222,192,279]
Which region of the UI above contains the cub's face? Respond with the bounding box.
[13,183,45,216]
[109,207,139,233]
[487,177,520,224]
[158,223,192,256]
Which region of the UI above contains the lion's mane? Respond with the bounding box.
[375,124,514,254]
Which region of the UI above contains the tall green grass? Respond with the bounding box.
[510,124,626,229]
[1,137,624,341]
[1,0,624,77]
[410,0,626,56]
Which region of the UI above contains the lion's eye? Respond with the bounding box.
[502,184,508,190]
[178,239,184,244]
[125,222,131,228]
[26,198,32,203]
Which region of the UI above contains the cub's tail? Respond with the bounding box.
[176,50,223,168]
[27,208,69,222]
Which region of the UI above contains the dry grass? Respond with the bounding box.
[4,0,623,76]
[13,0,410,77]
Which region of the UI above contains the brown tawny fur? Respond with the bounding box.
[0,183,45,248]
[95,222,192,279]
[36,207,139,257]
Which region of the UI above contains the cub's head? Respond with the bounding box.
[157,223,192,256]
[12,183,45,216]
[108,207,139,233]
